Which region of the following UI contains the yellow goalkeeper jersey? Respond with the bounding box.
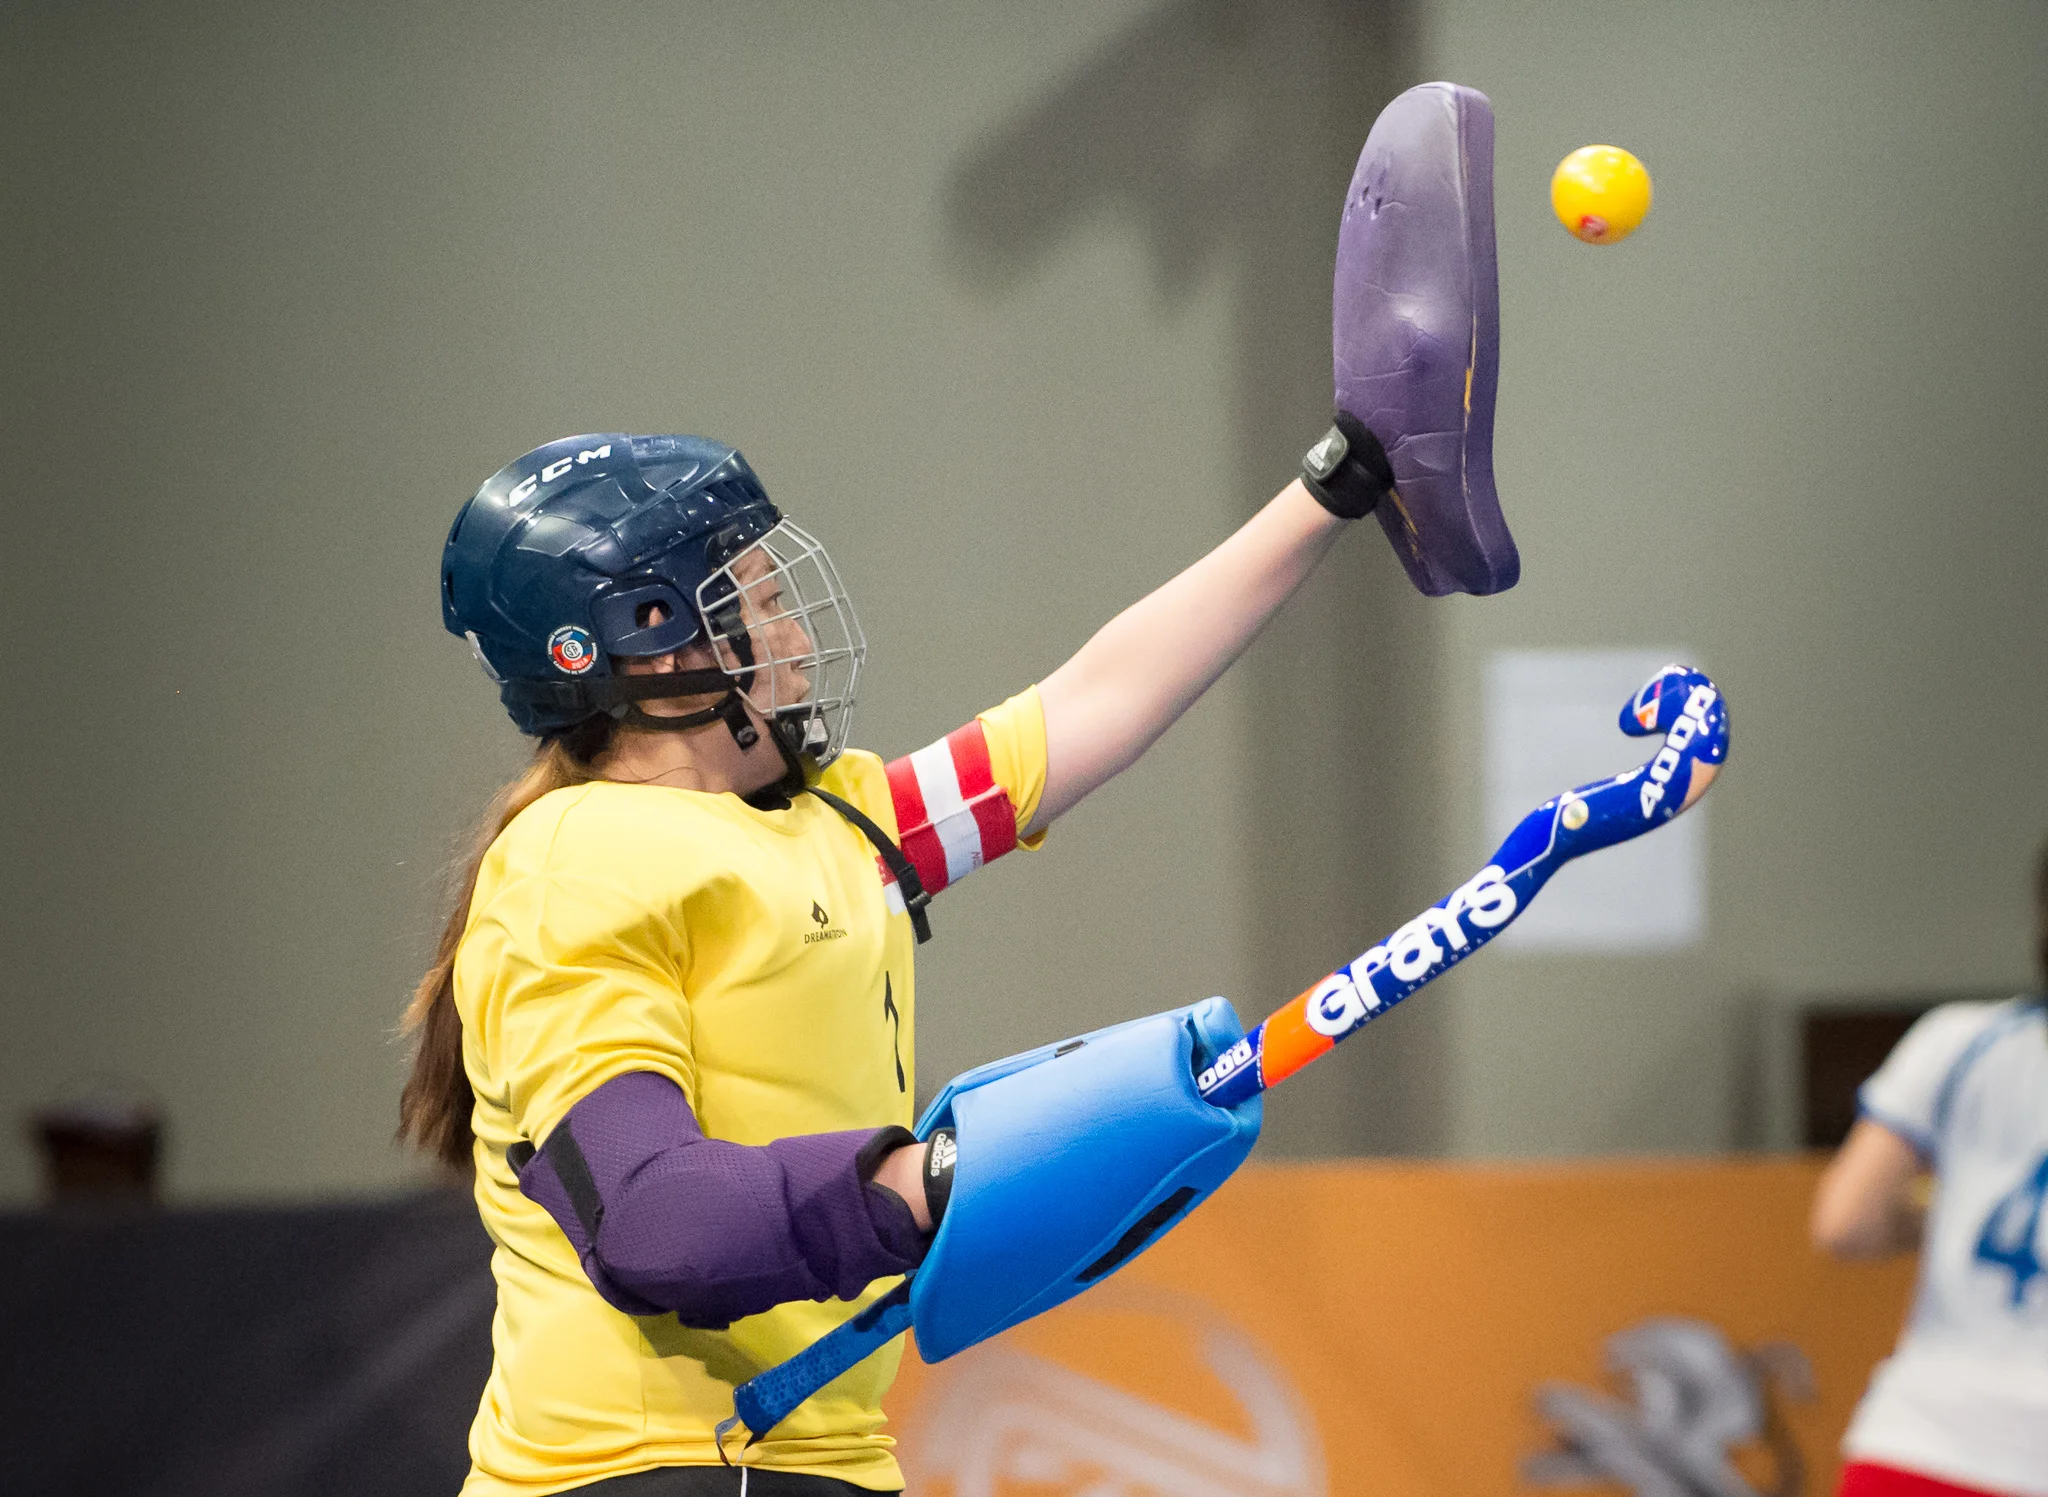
[454,689,1047,1495]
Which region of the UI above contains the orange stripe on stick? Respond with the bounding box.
[1256,987,1336,1089]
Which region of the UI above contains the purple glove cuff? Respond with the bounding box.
[512,1071,927,1327]
[855,1124,933,1260]
[766,1125,928,1296]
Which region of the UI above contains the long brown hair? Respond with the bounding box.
[398,722,613,1168]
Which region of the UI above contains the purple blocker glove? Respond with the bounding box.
[1316,81,1519,597]
[509,1070,930,1328]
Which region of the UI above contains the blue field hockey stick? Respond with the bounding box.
[1196,663,1729,1107]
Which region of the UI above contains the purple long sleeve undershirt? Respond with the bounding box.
[512,1070,929,1327]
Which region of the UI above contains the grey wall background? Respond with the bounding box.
[1,1,2041,1203]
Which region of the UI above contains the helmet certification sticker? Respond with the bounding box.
[547,624,598,674]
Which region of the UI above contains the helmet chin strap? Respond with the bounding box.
[761,713,820,799]
[611,624,815,803]
[611,683,813,810]
[502,645,779,757]
[609,610,763,744]
[613,688,759,748]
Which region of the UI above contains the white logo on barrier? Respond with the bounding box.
[508,443,612,506]
[1526,1316,1812,1497]
[901,1289,1325,1497]
[1638,684,1718,820]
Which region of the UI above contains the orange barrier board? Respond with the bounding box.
[887,1157,1915,1497]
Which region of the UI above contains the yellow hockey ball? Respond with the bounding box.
[1551,145,1652,245]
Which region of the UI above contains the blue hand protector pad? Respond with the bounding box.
[1335,81,1518,597]
[723,998,1261,1444]
[907,996,1262,1361]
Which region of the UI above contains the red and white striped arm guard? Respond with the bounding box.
[880,721,1021,916]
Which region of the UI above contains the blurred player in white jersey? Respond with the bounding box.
[1812,837,2048,1497]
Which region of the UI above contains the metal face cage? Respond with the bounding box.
[696,520,866,767]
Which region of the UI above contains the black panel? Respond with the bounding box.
[1,1190,494,1497]
[1801,1005,1936,1147]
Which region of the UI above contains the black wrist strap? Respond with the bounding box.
[1301,411,1395,519]
[806,787,934,944]
[922,1127,956,1227]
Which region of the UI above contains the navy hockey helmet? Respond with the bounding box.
[442,433,865,762]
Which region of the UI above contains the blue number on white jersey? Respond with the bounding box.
[1975,1152,2048,1310]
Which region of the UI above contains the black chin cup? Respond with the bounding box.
[772,712,828,760]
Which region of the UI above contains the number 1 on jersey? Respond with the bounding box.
[881,976,905,1094]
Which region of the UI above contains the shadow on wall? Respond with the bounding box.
[942,0,1283,300]
[940,0,1450,1156]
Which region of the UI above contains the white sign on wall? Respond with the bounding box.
[1484,649,1707,953]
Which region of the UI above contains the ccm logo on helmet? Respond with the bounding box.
[1638,683,1718,819]
[548,624,598,675]
[509,444,613,507]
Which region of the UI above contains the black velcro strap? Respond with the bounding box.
[541,1121,607,1244]
[806,787,933,944]
[1301,411,1395,519]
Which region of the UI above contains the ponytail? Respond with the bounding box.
[399,726,610,1168]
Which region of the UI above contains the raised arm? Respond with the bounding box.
[1029,479,1350,833]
